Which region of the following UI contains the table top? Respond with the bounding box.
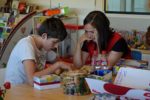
[4,84,93,100]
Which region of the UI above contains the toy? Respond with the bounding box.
[61,70,90,95]
[44,7,69,16]
[33,74,61,90]
[116,29,148,50]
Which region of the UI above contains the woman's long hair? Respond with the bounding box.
[84,11,113,52]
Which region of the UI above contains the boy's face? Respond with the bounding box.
[43,37,59,51]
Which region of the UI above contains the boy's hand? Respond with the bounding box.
[54,61,73,71]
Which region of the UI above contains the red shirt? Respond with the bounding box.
[82,32,132,64]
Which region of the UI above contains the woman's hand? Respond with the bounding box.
[79,32,97,44]
[79,33,90,43]
[73,33,94,68]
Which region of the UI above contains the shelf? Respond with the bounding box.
[131,48,150,54]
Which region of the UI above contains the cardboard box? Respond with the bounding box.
[33,74,61,90]
[85,67,150,99]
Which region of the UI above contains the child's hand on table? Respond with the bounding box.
[53,61,74,75]
[56,61,73,71]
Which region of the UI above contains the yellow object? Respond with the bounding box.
[46,76,53,82]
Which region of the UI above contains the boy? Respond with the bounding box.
[5,17,72,86]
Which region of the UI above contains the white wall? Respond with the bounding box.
[51,0,103,24]
[0,0,6,7]
[25,0,104,25]
[107,14,150,31]
[26,0,51,9]
[2,0,149,31]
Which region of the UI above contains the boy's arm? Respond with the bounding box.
[23,60,72,86]
[23,59,36,86]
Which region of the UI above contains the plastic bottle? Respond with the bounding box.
[100,50,108,69]
[91,50,98,72]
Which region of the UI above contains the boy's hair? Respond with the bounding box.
[37,17,67,41]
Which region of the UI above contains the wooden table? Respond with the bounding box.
[4,84,93,100]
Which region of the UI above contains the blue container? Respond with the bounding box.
[95,69,111,76]
[131,50,142,60]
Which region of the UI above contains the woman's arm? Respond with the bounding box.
[73,41,89,67]
[107,38,129,69]
[73,42,82,67]
[107,51,123,69]
[73,33,90,68]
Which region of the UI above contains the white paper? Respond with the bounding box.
[114,67,150,90]
[85,78,150,99]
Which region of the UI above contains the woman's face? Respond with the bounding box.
[84,23,97,41]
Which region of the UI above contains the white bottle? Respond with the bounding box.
[100,50,108,69]
[91,50,98,72]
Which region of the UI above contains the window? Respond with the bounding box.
[104,0,150,14]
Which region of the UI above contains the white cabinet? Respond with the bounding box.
[132,49,150,69]
[142,54,150,69]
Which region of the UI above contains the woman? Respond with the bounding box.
[73,11,131,69]
[5,17,72,86]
